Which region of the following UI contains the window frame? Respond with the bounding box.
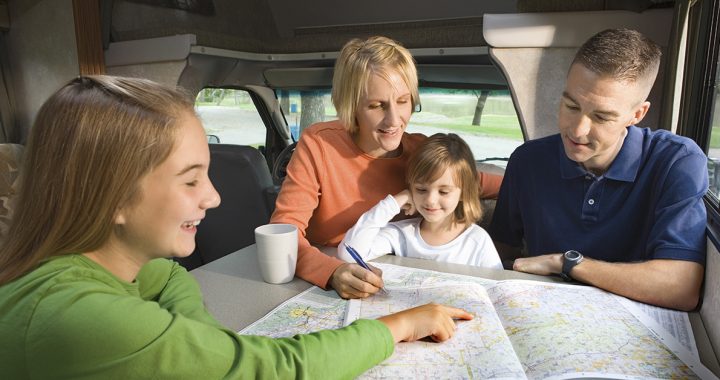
[678,0,720,211]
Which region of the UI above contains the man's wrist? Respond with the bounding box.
[560,250,584,281]
[554,253,564,274]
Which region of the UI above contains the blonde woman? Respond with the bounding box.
[271,36,503,299]
[339,133,502,269]
[0,76,471,379]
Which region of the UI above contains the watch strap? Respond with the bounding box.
[561,250,583,281]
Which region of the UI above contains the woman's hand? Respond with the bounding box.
[378,303,473,343]
[329,263,385,299]
[393,189,415,216]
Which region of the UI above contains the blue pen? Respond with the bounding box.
[344,243,389,295]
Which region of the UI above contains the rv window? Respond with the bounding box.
[416,88,522,166]
[276,88,523,165]
[195,89,265,147]
[706,59,720,201]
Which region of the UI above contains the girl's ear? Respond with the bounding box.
[114,208,127,225]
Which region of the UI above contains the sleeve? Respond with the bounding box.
[29,279,394,379]
[339,195,400,262]
[270,131,344,288]
[475,227,504,270]
[649,151,708,264]
[137,258,223,327]
[478,171,503,199]
[487,151,524,248]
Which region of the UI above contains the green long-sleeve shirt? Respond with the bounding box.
[0,255,394,379]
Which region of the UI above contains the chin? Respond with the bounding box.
[173,246,196,258]
[380,137,403,152]
[562,146,588,163]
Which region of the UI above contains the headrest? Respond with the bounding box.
[0,143,24,242]
[483,9,672,48]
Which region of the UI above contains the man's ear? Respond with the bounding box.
[630,101,651,126]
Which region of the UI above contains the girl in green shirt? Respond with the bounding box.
[0,75,472,379]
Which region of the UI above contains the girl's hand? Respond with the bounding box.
[378,303,473,343]
[393,190,416,216]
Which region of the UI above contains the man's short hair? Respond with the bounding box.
[572,28,662,84]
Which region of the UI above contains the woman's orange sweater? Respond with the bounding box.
[270,121,502,288]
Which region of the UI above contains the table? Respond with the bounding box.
[191,244,720,376]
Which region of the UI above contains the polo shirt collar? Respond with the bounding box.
[558,126,641,182]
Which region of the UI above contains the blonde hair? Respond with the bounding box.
[331,36,419,133]
[406,133,482,224]
[0,75,194,285]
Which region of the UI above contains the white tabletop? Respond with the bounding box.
[190,244,720,376]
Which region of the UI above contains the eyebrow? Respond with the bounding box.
[562,91,620,118]
[176,164,203,176]
[365,92,411,102]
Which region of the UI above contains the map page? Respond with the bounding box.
[239,286,347,337]
[485,280,713,379]
[346,264,715,379]
[240,263,716,379]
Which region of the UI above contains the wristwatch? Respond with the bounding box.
[560,250,583,281]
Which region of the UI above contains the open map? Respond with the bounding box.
[241,263,717,379]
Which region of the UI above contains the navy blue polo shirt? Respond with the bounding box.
[489,126,708,264]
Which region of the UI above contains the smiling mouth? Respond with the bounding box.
[182,220,201,229]
[378,127,400,135]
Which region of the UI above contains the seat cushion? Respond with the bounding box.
[0,144,24,242]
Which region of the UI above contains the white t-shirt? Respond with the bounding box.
[338,195,503,269]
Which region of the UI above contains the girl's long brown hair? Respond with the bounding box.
[0,75,193,285]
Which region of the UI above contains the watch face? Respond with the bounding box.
[565,250,581,261]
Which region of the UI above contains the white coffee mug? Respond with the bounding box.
[255,223,298,284]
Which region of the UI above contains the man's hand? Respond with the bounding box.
[513,253,563,275]
[329,263,385,299]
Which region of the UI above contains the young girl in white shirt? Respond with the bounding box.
[339,133,502,269]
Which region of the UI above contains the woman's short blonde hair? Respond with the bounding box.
[331,36,419,133]
[406,133,482,224]
[0,75,194,284]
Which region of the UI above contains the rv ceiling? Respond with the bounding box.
[108,0,670,54]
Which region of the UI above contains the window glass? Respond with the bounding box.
[415,89,522,166]
[276,88,523,166]
[276,89,334,141]
[195,89,266,146]
[706,58,720,199]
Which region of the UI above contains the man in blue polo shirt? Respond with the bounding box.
[489,28,708,311]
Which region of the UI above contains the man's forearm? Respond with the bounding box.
[513,254,704,310]
[571,258,704,311]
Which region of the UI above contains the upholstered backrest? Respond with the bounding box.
[701,238,720,358]
[177,144,275,271]
[483,9,673,140]
[0,143,23,244]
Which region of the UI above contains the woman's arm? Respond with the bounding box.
[478,171,503,199]
[270,133,345,288]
